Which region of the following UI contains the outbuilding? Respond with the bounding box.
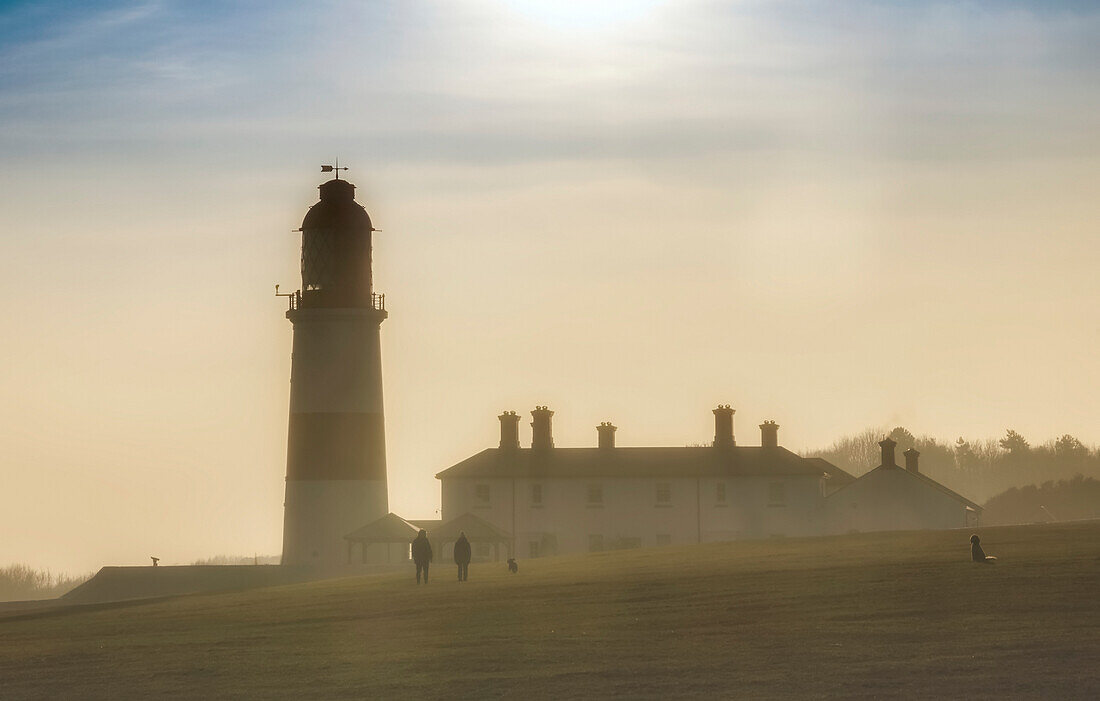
[825,438,982,533]
[343,512,419,564]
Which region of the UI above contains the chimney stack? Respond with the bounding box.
[597,422,617,449]
[498,411,520,450]
[713,405,735,448]
[879,437,897,467]
[531,406,554,450]
[903,447,920,473]
[759,420,779,448]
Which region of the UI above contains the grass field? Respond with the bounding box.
[1,522,1098,699]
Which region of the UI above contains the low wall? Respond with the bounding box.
[61,563,411,605]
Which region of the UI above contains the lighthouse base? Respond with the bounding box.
[282,479,387,566]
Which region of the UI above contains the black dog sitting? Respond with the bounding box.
[507,558,518,574]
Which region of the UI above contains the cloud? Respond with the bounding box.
[1,0,1098,171]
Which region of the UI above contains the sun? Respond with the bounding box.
[499,0,668,31]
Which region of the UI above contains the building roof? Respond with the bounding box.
[428,512,511,543]
[828,464,983,510]
[903,466,983,510]
[435,446,843,480]
[803,457,857,486]
[343,512,419,543]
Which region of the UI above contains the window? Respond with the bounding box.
[301,230,336,291]
[716,482,727,504]
[655,482,671,506]
[531,483,543,506]
[768,481,787,506]
[475,483,490,507]
[587,484,604,506]
[656,534,672,546]
[529,541,540,558]
[588,534,604,552]
[475,542,491,558]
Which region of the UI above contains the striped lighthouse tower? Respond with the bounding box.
[280,174,388,566]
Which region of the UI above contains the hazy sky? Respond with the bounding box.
[1,0,1098,573]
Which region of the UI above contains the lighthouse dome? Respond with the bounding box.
[301,179,373,233]
[299,178,375,307]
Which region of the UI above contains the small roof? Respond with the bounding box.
[903,466,982,510]
[803,457,857,486]
[435,446,839,480]
[828,464,982,510]
[428,512,511,543]
[344,512,419,543]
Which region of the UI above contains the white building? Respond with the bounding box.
[435,406,857,557]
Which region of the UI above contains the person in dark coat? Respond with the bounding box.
[412,529,433,584]
[453,531,472,581]
[971,534,996,562]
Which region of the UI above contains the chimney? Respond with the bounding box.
[879,437,897,467]
[531,406,554,450]
[759,420,779,448]
[903,447,920,473]
[498,411,520,450]
[713,405,735,448]
[597,422,617,449]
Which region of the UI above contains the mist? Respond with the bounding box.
[1,0,1098,575]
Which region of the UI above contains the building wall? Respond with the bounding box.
[825,468,972,534]
[698,476,824,541]
[441,474,825,557]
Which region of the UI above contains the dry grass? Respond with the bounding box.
[1,522,1098,699]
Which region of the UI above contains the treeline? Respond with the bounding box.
[807,427,1100,503]
[0,564,90,602]
[983,475,1100,525]
[190,555,280,566]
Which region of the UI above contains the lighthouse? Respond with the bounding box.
[280,174,388,566]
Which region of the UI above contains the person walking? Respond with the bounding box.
[454,531,472,581]
[412,529,433,584]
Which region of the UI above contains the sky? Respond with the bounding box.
[1,0,1098,573]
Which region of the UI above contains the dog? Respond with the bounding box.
[971,534,997,562]
[507,558,518,574]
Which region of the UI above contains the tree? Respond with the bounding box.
[1054,434,1088,460]
[811,427,882,474]
[955,437,977,470]
[805,425,1100,504]
[999,429,1030,455]
[888,426,916,451]
[982,475,1100,525]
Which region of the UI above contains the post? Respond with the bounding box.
[696,477,702,543]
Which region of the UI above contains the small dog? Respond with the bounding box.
[507,558,518,574]
[971,534,997,562]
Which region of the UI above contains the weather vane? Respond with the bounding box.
[321,158,349,180]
